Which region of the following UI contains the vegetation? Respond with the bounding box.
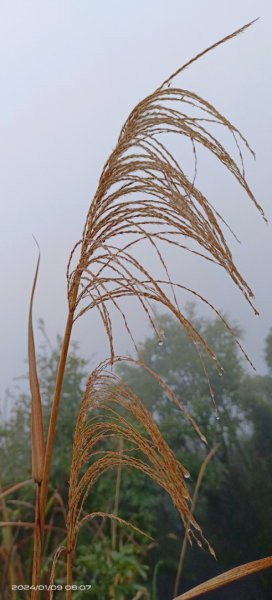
[1,19,271,600]
[1,312,272,598]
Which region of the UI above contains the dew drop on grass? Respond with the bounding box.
[210,547,217,559]
[158,339,164,347]
[184,471,191,479]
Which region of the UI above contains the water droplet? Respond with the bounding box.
[215,412,220,421]
[184,471,191,479]
[210,547,217,559]
[158,339,164,347]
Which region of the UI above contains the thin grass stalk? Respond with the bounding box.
[66,548,74,600]
[30,311,74,599]
[0,522,65,531]
[49,546,66,600]
[0,482,17,600]
[111,436,124,551]
[40,310,75,517]
[173,556,272,599]
[152,560,164,600]
[173,446,218,597]
[40,280,80,513]
[0,480,33,501]
[31,296,79,597]
[31,486,43,596]
[43,491,66,560]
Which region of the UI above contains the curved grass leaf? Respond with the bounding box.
[28,239,45,483]
[174,556,272,599]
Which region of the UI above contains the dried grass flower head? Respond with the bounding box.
[67,358,215,558]
[67,21,265,368]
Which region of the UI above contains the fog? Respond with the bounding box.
[1,1,271,409]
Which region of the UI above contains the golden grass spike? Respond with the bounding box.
[161,19,259,87]
[67,20,264,367]
[66,358,214,569]
[28,238,45,483]
[79,511,152,540]
[173,556,272,599]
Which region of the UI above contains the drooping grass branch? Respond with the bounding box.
[64,359,215,592]
[67,20,265,371]
[27,19,267,595]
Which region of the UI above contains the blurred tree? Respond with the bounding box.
[117,310,272,599]
[264,327,272,373]
[1,312,272,599]
[0,320,89,489]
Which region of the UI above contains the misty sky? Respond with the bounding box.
[1,1,271,409]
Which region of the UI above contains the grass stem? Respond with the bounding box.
[173,446,218,597]
[32,308,75,595]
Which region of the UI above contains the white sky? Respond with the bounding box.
[1,1,271,407]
